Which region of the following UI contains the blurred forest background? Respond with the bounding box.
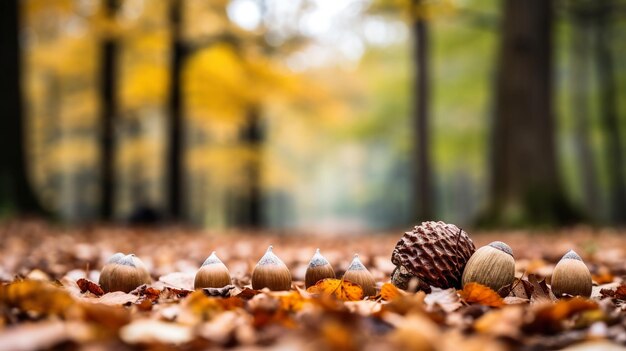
[0,0,625,231]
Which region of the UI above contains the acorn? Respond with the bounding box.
[99,254,152,293]
[194,251,232,289]
[462,241,515,292]
[391,221,475,291]
[305,248,335,288]
[130,254,152,284]
[551,250,592,298]
[251,246,292,291]
[343,254,376,297]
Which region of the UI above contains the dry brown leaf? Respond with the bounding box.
[306,278,364,301]
[120,319,194,344]
[525,297,599,333]
[459,283,505,307]
[0,280,74,316]
[89,291,138,306]
[379,282,405,301]
[424,287,462,312]
[76,278,104,296]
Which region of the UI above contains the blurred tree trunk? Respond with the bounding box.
[593,1,626,224]
[570,9,599,220]
[237,107,264,228]
[167,0,186,220]
[100,0,118,219]
[411,11,433,222]
[482,0,578,226]
[0,0,46,215]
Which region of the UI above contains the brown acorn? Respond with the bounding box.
[130,254,152,284]
[99,254,151,293]
[305,248,335,288]
[462,241,515,291]
[251,246,292,291]
[391,221,475,291]
[194,251,232,289]
[551,250,592,298]
[343,254,376,297]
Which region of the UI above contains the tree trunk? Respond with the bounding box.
[570,13,599,220]
[167,0,186,220]
[593,1,626,224]
[0,0,46,215]
[411,17,433,222]
[482,0,578,226]
[100,0,118,219]
[237,107,264,228]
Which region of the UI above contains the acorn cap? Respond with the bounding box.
[343,254,376,297]
[194,251,232,289]
[99,254,148,293]
[106,252,125,264]
[305,248,335,288]
[391,221,475,291]
[251,246,292,291]
[461,241,515,291]
[551,250,592,298]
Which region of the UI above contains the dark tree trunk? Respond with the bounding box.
[0,0,45,215]
[167,0,186,220]
[482,0,578,226]
[593,1,626,224]
[411,17,433,222]
[237,107,264,228]
[100,0,118,219]
[570,13,599,220]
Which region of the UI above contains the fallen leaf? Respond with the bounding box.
[379,282,405,301]
[306,278,364,301]
[76,278,104,296]
[120,319,194,344]
[525,297,599,333]
[158,272,195,291]
[89,291,138,306]
[0,280,74,316]
[424,287,462,312]
[0,321,68,351]
[459,283,504,307]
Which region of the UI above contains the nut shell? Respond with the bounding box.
[462,241,515,291]
[391,221,475,290]
[551,250,592,298]
[343,254,376,297]
[99,254,150,293]
[251,246,292,291]
[194,252,232,289]
[305,249,335,288]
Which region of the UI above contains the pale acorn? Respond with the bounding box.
[551,250,592,298]
[343,254,376,297]
[99,254,151,293]
[194,251,232,289]
[462,241,515,292]
[251,246,292,291]
[305,248,335,288]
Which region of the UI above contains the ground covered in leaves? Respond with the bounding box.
[1,221,626,351]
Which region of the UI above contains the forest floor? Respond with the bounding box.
[1,220,626,350]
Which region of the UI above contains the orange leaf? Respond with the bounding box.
[306,278,364,301]
[76,278,104,296]
[459,283,504,307]
[380,282,405,301]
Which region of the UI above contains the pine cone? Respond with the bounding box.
[391,221,475,291]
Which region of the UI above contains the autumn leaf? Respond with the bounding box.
[76,278,104,296]
[0,280,75,316]
[307,278,364,301]
[379,282,405,301]
[459,283,505,307]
